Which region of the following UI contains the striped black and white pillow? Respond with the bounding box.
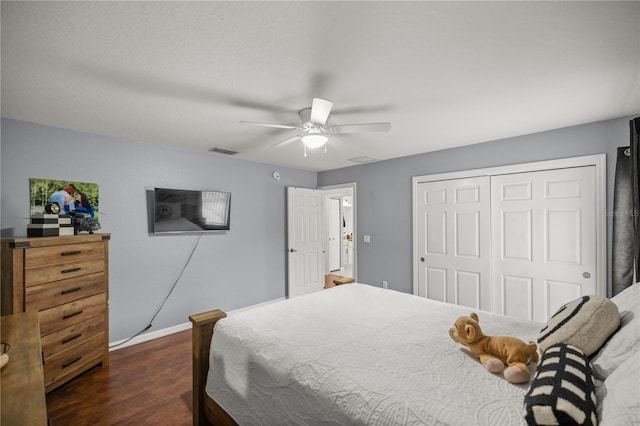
[524,343,597,426]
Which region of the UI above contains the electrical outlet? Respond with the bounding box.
[382,280,388,289]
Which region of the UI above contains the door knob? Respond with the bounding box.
[420,257,425,262]
[583,272,591,279]
[289,248,297,253]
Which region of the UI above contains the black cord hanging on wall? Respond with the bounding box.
[109,232,203,349]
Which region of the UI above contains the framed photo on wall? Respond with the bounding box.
[30,178,99,219]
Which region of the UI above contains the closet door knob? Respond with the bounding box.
[420,257,425,262]
[583,272,591,278]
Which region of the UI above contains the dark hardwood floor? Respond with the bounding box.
[46,329,192,426]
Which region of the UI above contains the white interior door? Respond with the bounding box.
[327,198,341,271]
[287,187,324,297]
[416,176,491,310]
[491,166,597,322]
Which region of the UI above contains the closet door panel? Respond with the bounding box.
[501,275,533,319]
[491,166,596,322]
[425,267,447,302]
[417,177,491,310]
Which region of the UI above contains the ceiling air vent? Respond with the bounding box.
[209,147,238,155]
[348,156,377,164]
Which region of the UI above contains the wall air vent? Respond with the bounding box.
[209,147,238,155]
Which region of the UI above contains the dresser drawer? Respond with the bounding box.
[40,314,105,361]
[25,273,105,312]
[25,242,105,267]
[43,333,105,390]
[38,293,106,336]
[25,258,104,287]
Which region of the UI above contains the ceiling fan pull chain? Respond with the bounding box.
[304,145,307,157]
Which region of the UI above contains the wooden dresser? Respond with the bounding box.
[1,233,110,392]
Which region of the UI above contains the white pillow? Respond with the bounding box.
[596,348,640,425]
[590,283,640,380]
[611,281,640,312]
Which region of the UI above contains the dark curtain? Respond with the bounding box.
[631,117,640,280]
[612,117,640,295]
[612,146,633,295]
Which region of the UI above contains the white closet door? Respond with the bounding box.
[491,166,596,322]
[416,177,491,310]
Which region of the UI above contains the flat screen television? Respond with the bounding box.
[153,187,231,234]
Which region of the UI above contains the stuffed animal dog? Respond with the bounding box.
[449,313,538,384]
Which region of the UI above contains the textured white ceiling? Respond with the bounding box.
[2,1,639,171]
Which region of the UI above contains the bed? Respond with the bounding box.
[190,283,640,426]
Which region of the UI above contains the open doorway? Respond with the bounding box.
[286,183,357,298]
[320,183,356,280]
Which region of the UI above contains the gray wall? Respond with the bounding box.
[1,118,316,341]
[318,116,635,297]
[1,116,634,342]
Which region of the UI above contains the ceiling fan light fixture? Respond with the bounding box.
[301,133,328,149]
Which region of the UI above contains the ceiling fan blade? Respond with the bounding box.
[240,121,299,130]
[329,122,391,133]
[272,135,300,148]
[310,98,333,125]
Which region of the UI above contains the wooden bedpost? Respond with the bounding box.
[189,309,227,426]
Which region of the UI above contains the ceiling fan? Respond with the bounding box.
[240,98,391,154]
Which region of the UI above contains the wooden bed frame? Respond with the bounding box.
[189,309,238,426]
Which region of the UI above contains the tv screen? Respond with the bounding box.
[153,188,231,234]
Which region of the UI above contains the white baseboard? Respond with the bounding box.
[109,296,286,351]
[108,322,191,351]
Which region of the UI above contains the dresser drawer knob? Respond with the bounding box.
[62,356,82,369]
[63,310,83,320]
[61,250,82,256]
[62,333,82,344]
[61,287,82,295]
[61,267,81,274]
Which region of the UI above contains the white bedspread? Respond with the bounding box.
[206,284,543,425]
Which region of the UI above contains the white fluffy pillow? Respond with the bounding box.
[591,283,640,380]
[596,348,640,425]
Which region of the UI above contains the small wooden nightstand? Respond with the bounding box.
[1,311,48,425]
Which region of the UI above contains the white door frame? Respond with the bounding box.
[412,154,606,298]
[319,182,358,281]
